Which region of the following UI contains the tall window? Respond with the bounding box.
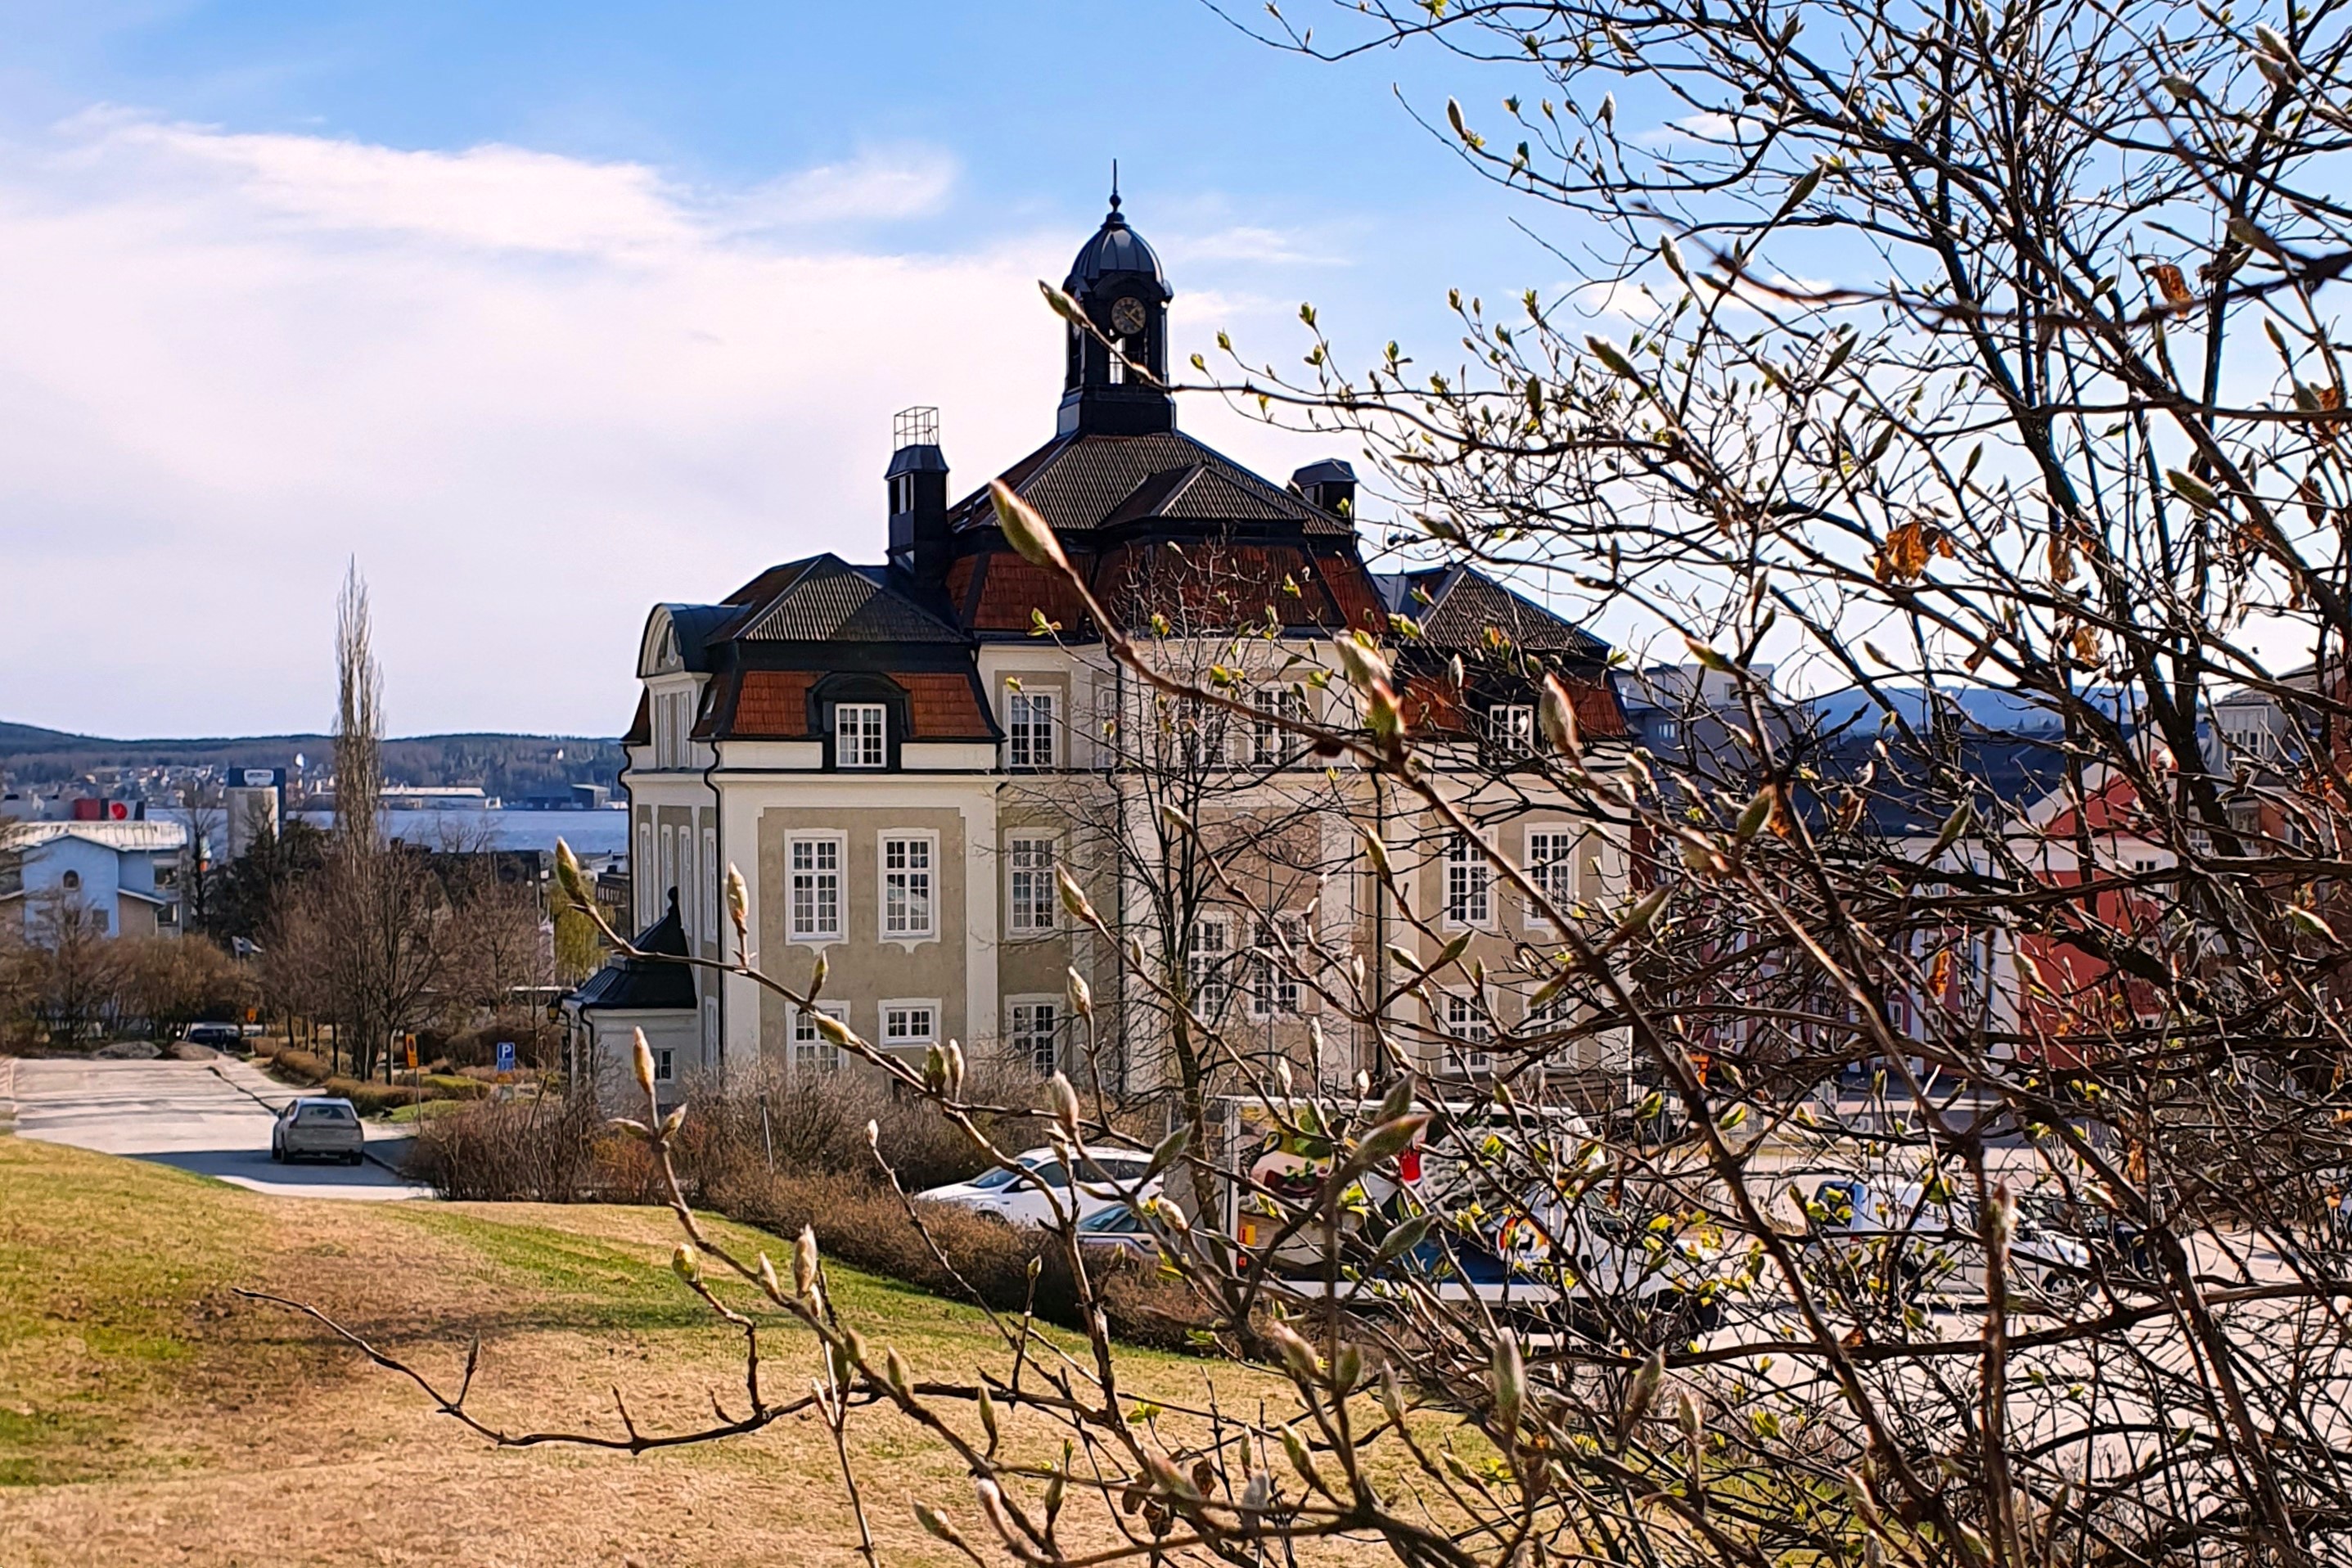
[1251,687,1309,765]
[793,1003,848,1075]
[1443,991,1494,1073]
[678,829,696,943]
[881,834,935,939]
[1250,916,1308,1017]
[635,822,653,925]
[702,827,719,939]
[1444,836,1492,928]
[1489,705,1536,752]
[789,836,842,941]
[1525,830,1579,927]
[836,703,886,768]
[1011,999,1059,1075]
[1008,691,1057,769]
[1189,915,1231,1015]
[883,1003,937,1048]
[1008,836,1057,934]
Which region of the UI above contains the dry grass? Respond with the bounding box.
[0,1136,1408,1567]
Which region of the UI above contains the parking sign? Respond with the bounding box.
[496,1041,516,1074]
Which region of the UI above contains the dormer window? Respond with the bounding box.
[836,704,887,768]
[1488,705,1535,752]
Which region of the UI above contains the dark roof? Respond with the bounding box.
[662,604,738,672]
[949,430,1349,538]
[1065,196,1169,298]
[728,556,967,645]
[570,892,696,1012]
[1376,566,1611,659]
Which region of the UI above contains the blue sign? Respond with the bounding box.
[496,1041,516,1073]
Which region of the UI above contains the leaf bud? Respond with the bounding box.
[989,478,1070,573]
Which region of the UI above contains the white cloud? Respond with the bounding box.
[0,113,1329,739]
[737,144,961,228]
[1174,223,1345,268]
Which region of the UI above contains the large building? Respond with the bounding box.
[0,818,187,940]
[570,192,1633,1097]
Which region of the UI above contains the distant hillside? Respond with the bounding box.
[0,722,624,798]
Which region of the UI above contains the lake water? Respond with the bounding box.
[296,808,632,857]
[155,806,631,858]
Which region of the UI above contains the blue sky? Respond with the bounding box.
[0,2,1587,739]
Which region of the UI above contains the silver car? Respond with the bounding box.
[272,1097,365,1165]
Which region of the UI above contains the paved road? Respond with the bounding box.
[2,1055,430,1201]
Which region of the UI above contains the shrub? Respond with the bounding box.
[402,1094,606,1201]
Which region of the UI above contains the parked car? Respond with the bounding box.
[917,1147,1156,1227]
[182,1022,244,1051]
[272,1097,365,1165]
[1806,1175,2091,1306]
[1072,1187,1170,1263]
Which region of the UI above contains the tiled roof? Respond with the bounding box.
[714,670,996,741]
[1377,567,1609,659]
[948,431,1349,538]
[732,557,966,645]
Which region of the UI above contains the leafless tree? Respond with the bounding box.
[248,5,2352,1563]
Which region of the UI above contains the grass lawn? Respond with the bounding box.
[0,1136,1426,1567]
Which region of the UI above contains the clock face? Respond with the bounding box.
[1110,296,1148,336]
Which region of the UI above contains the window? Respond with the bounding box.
[1188,916,1232,1014]
[60,870,80,891]
[156,902,178,927]
[660,825,677,912]
[1525,830,1579,928]
[836,703,886,769]
[1008,836,1057,934]
[1008,691,1057,769]
[1010,998,1060,1075]
[793,1004,848,1075]
[881,833,935,939]
[636,822,654,925]
[789,836,843,942]
[653,1048,676,1084]
[1250,916,1309,1017]
[702,827,719,939]
[90,908,107,934]
[1649,719,1680,749]
[1444,836,1492,928]
[1251,687,1309,765]
[1489,705,1536,752]
[1443,991,1494,1073]
[678,828,696,943]
[883,1002,938,1050]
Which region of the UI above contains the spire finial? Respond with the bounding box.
[1108,159,1121,214]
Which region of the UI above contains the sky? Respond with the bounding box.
[0,0,1584,741]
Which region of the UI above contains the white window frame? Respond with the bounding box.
[878,830,939,944]
[678,827,696,944]
[1489,705,1536,752]
[836,703,887,769]
[1007,834,1059,935]
[1524,827,1580,930]
[652,1046,677,1084]
[1442,835,1494,930]
[660,823,678,914]
[1007,995,1061,1075]
[1189,914,1232,1016]
[1442,989,1494,1074]
[787,832,846,944]
[1250,687,1309,766]
[881,999,939,1052]
[1250,914,1313,1018]
[793,1002,849,1075]
[1007,689,1058,769]
[635,821,654,926]
[702,827,719,941]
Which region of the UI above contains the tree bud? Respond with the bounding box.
[631,1029,656,1095]
[989,478,1070,572]
[794,1225,819,1298]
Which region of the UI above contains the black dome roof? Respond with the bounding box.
[1065,193,1170,300]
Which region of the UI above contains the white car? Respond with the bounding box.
[917,1147,1156,1227]
[271,1097,366,1165]
[1809,1176,2090,1305]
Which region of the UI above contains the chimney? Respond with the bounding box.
[885,406,951,580]
[1291,458,1357,521]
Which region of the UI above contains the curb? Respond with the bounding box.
[0,1057,17,1135]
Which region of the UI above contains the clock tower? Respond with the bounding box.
[1057,185,1174,436]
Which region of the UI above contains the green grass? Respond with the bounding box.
[0,1139,256,1484]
